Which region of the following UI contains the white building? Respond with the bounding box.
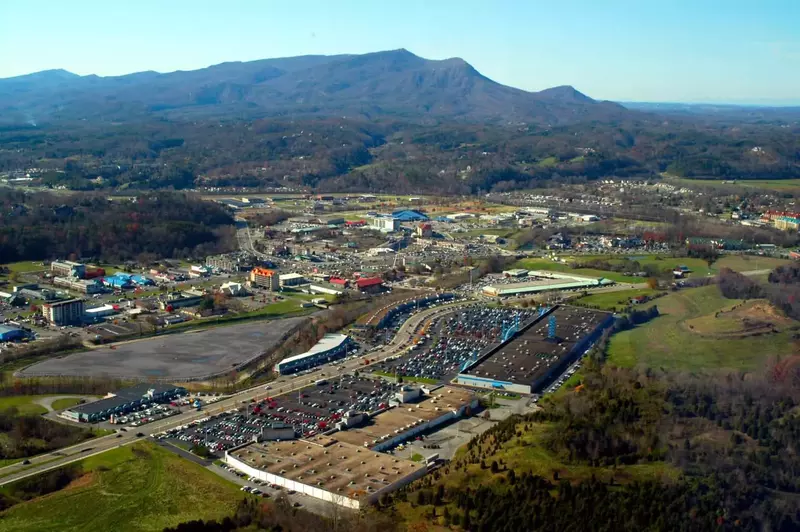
[369,215,400,233]
[278,273,306,287]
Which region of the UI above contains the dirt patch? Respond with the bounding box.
[63,471,97,491]
[684,300,797,338]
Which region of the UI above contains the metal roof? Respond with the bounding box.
[278,334,350,366]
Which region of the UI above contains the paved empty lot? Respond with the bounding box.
[18,318,307,380]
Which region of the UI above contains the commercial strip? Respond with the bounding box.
[274,334,352,375]
[221,384,474,509]
[224,436,426,510]
[455,306,614,394]
[481,270,614,297]
[62,383,187,423]
[332,385,478,452]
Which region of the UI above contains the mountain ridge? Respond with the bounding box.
[0,49,631,125]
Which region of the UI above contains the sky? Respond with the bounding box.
[1,0,799,104]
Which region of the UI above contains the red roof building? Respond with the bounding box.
[355,277,384,292]
[329,277,349,287]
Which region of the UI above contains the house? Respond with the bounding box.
[416,223,433,238]
[220,282,246,297]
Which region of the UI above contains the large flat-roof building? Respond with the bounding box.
[369,215,400,233]
[482,270,613,297]
[224,436,427,510]
[53,276,104,294]
[455,306,614,394]
[279,273,306,287]
[331,385,478,452]
[275,334,351,375]
[51,260,85,279]
[61,383,187,423]
[42,298,85,326]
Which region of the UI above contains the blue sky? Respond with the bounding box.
[1,0,799,104]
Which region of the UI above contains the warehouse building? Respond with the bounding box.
[482,270,613,297]
[391,210,429,222]
[279,273,306,287]
[224,436,426,510]
[42,298,85,326]
[308,283,345,296]
[61,383,187,423]
[274,334,351,375]
[455,306,614,394]
[332,386,478,452]
[355,277,384,293]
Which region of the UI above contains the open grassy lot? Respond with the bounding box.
[607,285,799,372]
[1,261,47,274]
[573,288,662,311]
[0,441,242,532]
[513,258,642,283]
[49,398,83,411]
[715,254,790,272]
[516,253,780,287]
[0,396,49,416]
[666,176,800,193]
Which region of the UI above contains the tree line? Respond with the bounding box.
[0,190,235,262]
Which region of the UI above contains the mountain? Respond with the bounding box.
[0,49,631,125]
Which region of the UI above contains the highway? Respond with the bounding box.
[0,300,469,487]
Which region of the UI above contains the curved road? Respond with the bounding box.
[0,300,469,487]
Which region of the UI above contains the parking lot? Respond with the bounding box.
[376,305,538,383]
[159,374,406,454]
[18,317,307,380]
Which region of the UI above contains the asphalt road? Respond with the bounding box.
[0,300,469,487]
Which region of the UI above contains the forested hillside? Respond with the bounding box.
[0,191,234,262]
[2,115,798,194]
[1,50,798,194]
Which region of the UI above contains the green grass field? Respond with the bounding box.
[0,442,243,532]
[515,253,783,287]
[666,176,800,193]
[513,258,642,283]
[1,261,46,274]
[0,396,49,416]
[607,285,799,372]
[574,288,662,311]
[50,398,83,411]
[714,255,790,272]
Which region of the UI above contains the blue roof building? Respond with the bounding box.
[0,325,26,342]
[392,210,429,222]
[103,273,133,289]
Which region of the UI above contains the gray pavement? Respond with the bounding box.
[17,317,307,380]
